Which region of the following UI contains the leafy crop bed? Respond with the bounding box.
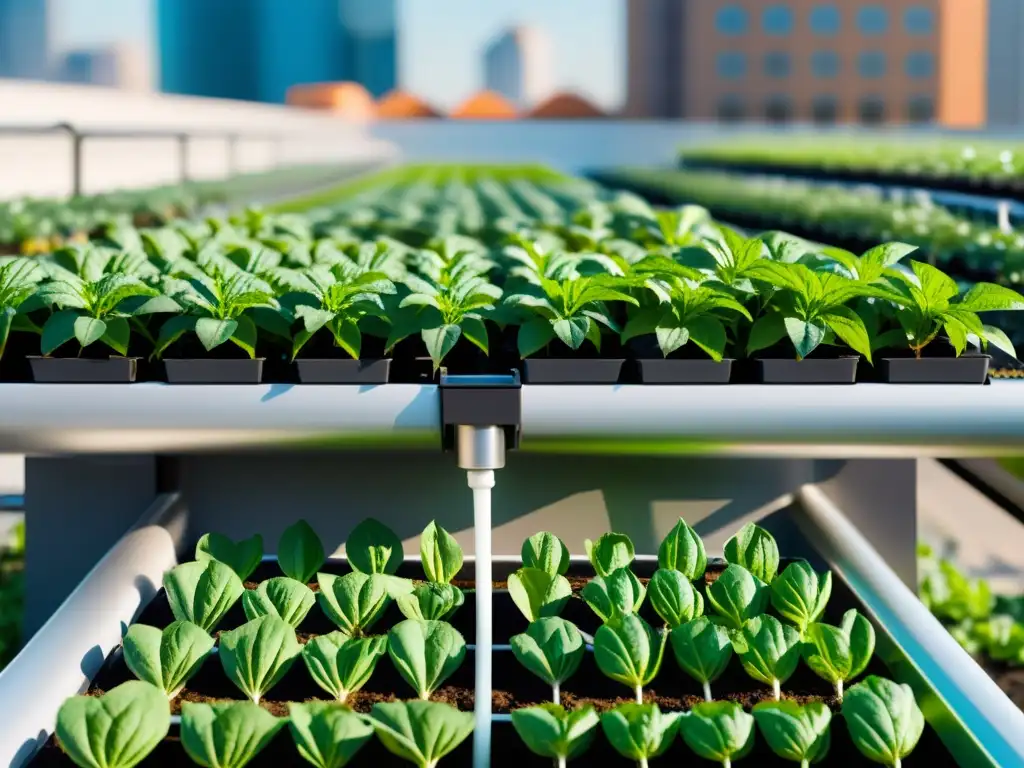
[0,163,1020,385]
[34,519,949,767]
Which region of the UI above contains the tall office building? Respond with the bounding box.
[157,0,397,103]
[988,0,1024,127]
[625,0,988,127]
[58,45,152,91]
[483,26,554,109]
[0,0,50,80]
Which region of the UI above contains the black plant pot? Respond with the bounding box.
[295,358,391,384]
[27,356,138,383]
[523,358,624,384]
[756,357,859,384]
[163,358,265,384]
[638,359,733,384]
[880,354,991,384]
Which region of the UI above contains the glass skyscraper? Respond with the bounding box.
[0,0,50,80]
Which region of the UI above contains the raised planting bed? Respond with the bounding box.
[28,517,988,768]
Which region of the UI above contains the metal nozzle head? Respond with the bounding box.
[456,425,506,470]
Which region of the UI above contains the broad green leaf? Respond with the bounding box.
[346,518,403,575]
[982,324,1017,358]
[397,582,465,621]
[593,614,666,700]
[707,563,769,631]
[317,572,392,636]
[747,312,787,355]
[422,323,462,369]
[959,282,1024,313]
[911,261,958,305]
[842,676,925,767]
[784,317,827,360]
[842,609,876,679]
[584,532,635,577]
[521,531,570,576]
[732,615,802,699]
[41,309,80,355]
[241,576,316,628]
[164,560,244,633]
[507,567,572,622]
[752,700,832,765]
[278,519,325,584]
[724,523,780,583]
[687,315,729,361]
[552,316,590,350]
[73,315,107,349]
[180,701,285,768]
[369,700,474,768]
[56,681,171,768]
[510,617,585,689]
[657,518,707,581]
[195,317,238,352]
[600,703,681,763]
[195,532,263,581]
[771,561,833,634]
[100,317,130,356]
[218,615,302,704]
[678,701,755,765]
[802,623,853,695]
[648,569,704,628]
[582,567,646,625]
[388,619,467,699]
[517,317,557,358]
[288,702,375,768]
[670,618,733,699]
[302,631,387,702]
[510,703,599,761]
[822,305,873,362]
[420,521,463,584]
[122,621,214,699]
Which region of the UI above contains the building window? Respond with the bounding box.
[857,5,889,35]
[908,95,935,123]
[904,6,935,34]
[716,5,749,35]
[763,4,794,35]
[764,96,793,124]
[764,52,792,78]
[858,51,886,78]
[905,51,935,78]
[812,96,839,124]
[809,4,841,35]
[716,51,747,79]
[811,50,840,78]
[717,95,746,122]
[859,96,886,124]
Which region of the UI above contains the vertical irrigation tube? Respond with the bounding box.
[468,469,495,768]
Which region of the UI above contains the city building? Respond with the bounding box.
[987,0,1024,127]
[157,0,397,103]
[0,0,50,80]
[625,0,988,127]
[482,26,554,109]
[58,45,152,91]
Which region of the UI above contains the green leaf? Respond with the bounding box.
[802,623,853,694]
[56,681,171,768]
[582,567,646,625]
[195,317,238,352]
[959,282,1024,313]
[396,582,465,621]
[163,560,244,633]
[593,614,666,698]
[288,701,375,768]
[752,700,832,765]
[241,576,316,628]
[600,702,681,762]
[218,615,301,704]
[707,563,770,631]
[387,619,467,700]
[912,261,959,305]
[460,315,489,354]
[669,617,734,699]
[842,608,877,680]
[842,676,925,767]
[678,701,756,765]
[724,523,780,583]
[41,309,81,355]
[687,315,728,361]
[346,518,403,575]
[230,314,258,358]
[422,323,462,369]
[153,315,196,358]
[195,532,263,581]
[420,521,463,584]
[510,617,585,689]
[122,621,214,699]
[510,703,599,761]
[72,315,107,349]
[278,519,326,584]
[521,531,571,577]
[732,615,802,698]
[369,700,474,767]
[317,572,392,636]
[552,316,590,350]
[517,317,556,358]
[784,317,827,360]
[657,518,707,581]
[747,312,787,355]
[100,317,130,356]
[302,631,387,703]
[981,324,1017,359]
[181,701,285,768]
[771,561,833,635]
[823,305,873,363]
[507,567,572,622]
[584,532,635,577]
[648,569,704,628]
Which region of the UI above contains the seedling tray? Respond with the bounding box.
[27,555,967,767]
[163,359,265,384]
[27,356,138,383]
[295,359,391,385]
[880,355,991,384]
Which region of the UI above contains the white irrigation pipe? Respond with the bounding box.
[468,469,495,768]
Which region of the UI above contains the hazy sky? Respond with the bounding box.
[51,0,626,109]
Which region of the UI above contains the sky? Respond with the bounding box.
[50,0,626,110]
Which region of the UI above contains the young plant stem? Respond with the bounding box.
[634,684,643,704]
[772,679,781,701]
[801,761,810,768]
[557,757,566,768]
[722,760,731,768]
[639,758,649,768]
[553,681,560,705]
[703,681,712,702]
[836,678,844,702]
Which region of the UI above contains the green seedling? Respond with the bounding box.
[387,619,467,700]
[600,702,681,768]
[302,631,387,703]
[369,700,475,768]
[288,702,375,768]
[731,615,802,700]
[802,609,875,700]
[582,566,646,626]
[510,703,599,768]
[507,566,572,622]
[647,568,704,629]
[218,615,302,704]
[678,701,755,768]
[593,614,666,703]
[670,617,733,702]
[842,676,924,768]
[752,700,831,767]
[181,701,285,768]
[657,518,707,581]
[164,560,244,633]
[121,621,214,699]
[241,576,316,628]
[510,617,586,701]
[771,561,832,635]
